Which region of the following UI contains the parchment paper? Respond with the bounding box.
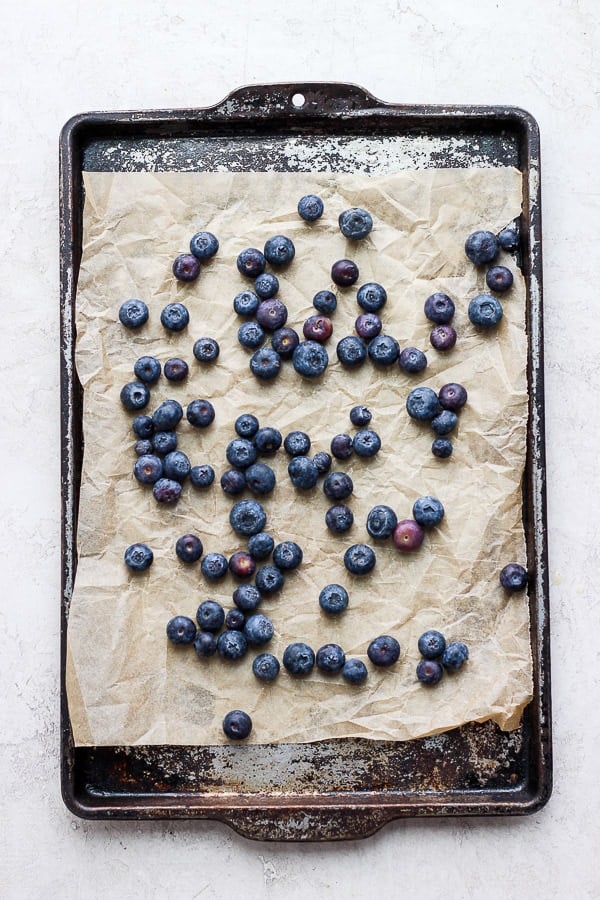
[66,169,532,746]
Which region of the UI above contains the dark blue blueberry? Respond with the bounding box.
[349,405,372,427]
[238,320,265,350]
[226,438,258,470]
[486,265,514,292]
[431,409,458,435]
[235,413,260,438]
[284,431,311,457]
[233,583,262,612]
[229,551,256,579]
[152,399,183,431]
[124,543,153,572]
[196,599,225,632]
[217,631,248,661]
[164,449,191,481]
[254,426,282,454]
[255,564,285,595]
[336,335,367,368]
[160,302,190,332]
[399,347,428,374]
[418,629,446,659]
[254,272,279,299]
[323,471,353,501]
[119,298,149,329]
[244,613,274,646]
[250,347,282,380]
[438,382,468,411]
[172,253,200,282]
[134,355,161,384]
[331,259,359,287]
[366,505,398,539]
[325,504,354,533]
[368,334,400,366]
[430,324,457,351]
[303,314,333,343]
[412,496,444,528]
[465,230,500,266]
[233,290,260,317]
[312,451,332,474]
[175,533,203,563]
[316,643,346,673]
[338,207,373,240]
[392,519,425,552]
[282,642,315,675]
[441,641,469,671]
[264,234,296,267]
[245,462,276,495]
[134,439,153,456]
[132,414,154,438]
[166,615,196,644]
[318,583,349,615]
[190,463,215,488]
[344,543,376,576]
[152,478,182,504]
[120,381,150,412]
[256,298,288,331]
[356,282,387,312]
[406,386,441,421]
[355,312,382,340]
[151,431,178,455]
[353,429,381,458]
[220,469,246,495]
[416,658,443,684]
[293,340,329,377]
[432,438,453,458]
[499,563,528,591]
[252,652,280,681]
[222,709,252,739]
[330,433,353,460]
[229,499,267,536]
[273,541,303,570]
[192,336,220,363]
[193,631,217,658]
[424,292,455,324]
[200,552,229,580]
[186,398,215,428]
[313,290,337,314]
[342,658,368,685]
[247,532,274,561]
[367,634,400,666]
[189,230,219,260]
[288,455,319,490]
[164,357,189,382]
[498,223,520,251]
[225,608,246,630]
[298,194,324,221]
[271,326,300,358]
[237,247,266,278]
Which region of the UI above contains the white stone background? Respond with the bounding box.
[1,0,598,897]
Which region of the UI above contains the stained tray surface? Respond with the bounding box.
[60,83,550,839]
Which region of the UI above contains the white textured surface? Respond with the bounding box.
[1,1,599,897]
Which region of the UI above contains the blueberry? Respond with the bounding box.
[282,642,315,675]
[164,357,189,382]
[293,340,329,377]
[273,541,303,570]
[217,631,248,661]
[498,223,520,251]
[160,302,190,332]
[356,282,387,312]
[247,532,274,561]
[465,230,500,266]
[412,496,444,528]
[172,253,200,282]
[256,298,288,331]
[353,429,381,458]
[284,431,311,457]
[132,414,154,438]
[119,298,149,329]
[355,312,382,340]
[193,631,217,658]
[250,347,282,380]
[349,405,372,427]
[245,462,276,495]
[166,615,196,645]
[285,456,317,491]
[186,398,215,428]
[190,464,215,488]
[318,583,349,615]
[220,469,246,495]
[325,504,354,533]
[323,471,353,501]
[189,231,219,260]
[151,431,178,455]
[430,324,457,351]
[416,659,443,684]
[237,247,266,278]
[313,290,337,314]
[175,533,203,563]
[124,543,153,572]
[254,272,279,299]
[134,355,161,383]
[344,544,376,575]
[432,438,453,458]
[338,207,373,240]
[336,335,367,368]
[233,583,262,611]
[499,562,528,591]
[367,635,400,666]
[244,613,274,646]
[229,551,256,579]
[271,326,300,358]
[298,194,324,221]
[252,653,280,681]
[120,381,150,412]
[399,347,428,374]
[418,629,446,659]
[134,439,153,456]
[431,410,458,435]
[303,314,333,343]
[368,334,400,366]
[196,599,225,632]
[229,499,267,536]
[392,519,424,552]
[152,478,182,504]
[225,608,246,630]
[366,505,398,539]
[226,438,258,470]
[233,290,260,316]
[316,643,346,673]
[153,399,183,431]
[330,433,354,460]
[264,234,295,267]
[222,709,252,739]
[255,564,285,595]
[235,413,260,438]
[192,336,220,363]
[312,451,332,474]
[438,382,468,411]
[486,265,514,292]
[331,259,359,287]
[238,320,265,349]
[200,552,229,580]
[254,426,282,454]
[424,292,455,324]
[342,659,368,685]
[406,386,440,421]
[442,641,469,671]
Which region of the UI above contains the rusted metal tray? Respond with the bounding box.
[60,82,551,839]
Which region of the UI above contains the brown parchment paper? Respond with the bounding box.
[66,169,532,746]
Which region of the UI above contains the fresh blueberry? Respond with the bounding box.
[430,324,457,351]
[366,505,398,539]
[465,230,500,266]
[412,496,444,528]
[120,382,150,412]
[160,302,190,332]
[217,631,248,661]
[166,615,196,645]
[252,652,280,681]
[222,709,252,739]
[163,450,191,481]
[349,405,372,427]
[312,451,332,474]
[298,194,324,221]
[318,583,349,615]
[392,519,425,552]
[331,259,359,287]
[247,532,274,561]
[164,357,189,382]
[233,290,260,317]
[338,207,373,240]
[229,499,267,536]
[119,298,149,329]
[152,398,183,431]
[124,543,153,572]
[190,464,215,488]
[313,290,337,314]
[250,347,282,380]
[134,439,153,456]
[431,410,458,435]
[200,552,229,580]
[192,337,220,363]
[438,382,468,411]
[226,438,257,470]
[151,431,178,455]
[228,551,256,579]
[336,335,367,368]
[424,292,455,324]
[330,433,354,460]
[189,231,219,260]
[254,426,282,454]
[282,642,315,675]
[172,253,200,282]
[238,320,265,350]
[193,631,217,658]
[316,643,346,673]
[498,223,520,251]
[244,613,274,646]
[196,600,225,632]
[288,456,319,489]
[432,438,453,458]
[293,341,329,377]
[152,478,182,504]
[367,635,400,666]
[325,504,354,533]
[499,562,528,591]
[342,659,368,684]
[235,413,260,438]
[233,583,262,611]
[284,431,311,457]
[441,641,469,671]
[273,541,303,570]
[418,629,446,659]
[303,314,333,343]
[356,282,387,312]
[264,235,295,267]
[416,658,444,684]
[355,312,382,340]
[344,543,376,575]
[186,398,215,428]
[254,272,279,299]
[353,429,381,458]
[134,355,161,384]
[175,533,203,563]
[132,414,154,439]
[399,347,428,374]
[323,471,353,501]
[237,247,266,278]
[406,386,440,421]
[220,469,246,495]
[368,334,400,366]
[225,608,246,631]
[245,462,276,495]
[271,326,300,358]
[255,564,285,595]
[256,298,288,331]
[486,265,514,292]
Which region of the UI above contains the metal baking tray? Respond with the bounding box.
[60,82,551,839]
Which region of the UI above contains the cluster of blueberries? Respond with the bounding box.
[415,629,469,685]
[465,224,518,329]
[405,381,468,459]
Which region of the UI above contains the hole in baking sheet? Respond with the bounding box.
[291,93,306,108]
